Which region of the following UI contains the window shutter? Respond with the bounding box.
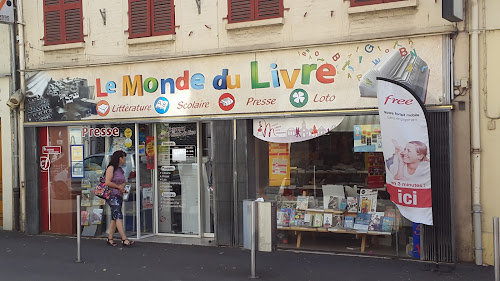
[255,0,282,20]
[350,0,384,7]
[228,0,253,23]
[43,0,63,45]
[152,0,175,36]
[62,0,83,43]
[129,0,151,38]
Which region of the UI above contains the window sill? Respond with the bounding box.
[225,17,284,31]
[41,42,85,52]
[348,0,417,14]
[127,34,175,45]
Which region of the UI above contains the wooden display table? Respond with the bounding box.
[277,225,392,252]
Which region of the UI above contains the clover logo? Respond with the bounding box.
[290,89,308,108]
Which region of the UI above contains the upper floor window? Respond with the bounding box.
[228,0,283,24]
[128,0,175,39]
[350,0,403,7]
[43,0,83,46]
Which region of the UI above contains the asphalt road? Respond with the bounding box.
[0,231,493,281]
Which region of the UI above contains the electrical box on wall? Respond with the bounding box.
[443,0,464,22]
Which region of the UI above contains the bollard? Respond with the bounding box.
[249,200,258,279]
[75,195,83,263]
[494,217,499,281]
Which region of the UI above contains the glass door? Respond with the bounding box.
[136,124,155,237]
[156,122,199,235]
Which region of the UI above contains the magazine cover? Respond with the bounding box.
[347,197,358,213]
[91,208,103,225]
[304,213,312,227]
[296,196,309,210]
[93,196,106,206]
[359,189,377,214]
[81,190,91,207]
[312,213,323,228]
[344,216,355,229]
[332,214,344,228]
[339,198,347,211]
[324,196,339,210]
[323,213,333,228]
[368,212,384,231]
[291,210,306,226]
[277,208,292,226]
[81,211,89,226]
[354,213,372,232]
[382,216,395,232]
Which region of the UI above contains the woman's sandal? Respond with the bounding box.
[106,238,117,247]
[122,239,135,246]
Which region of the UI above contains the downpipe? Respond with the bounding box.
[470,0,483,265]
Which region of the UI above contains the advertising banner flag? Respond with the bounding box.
[376,78,433,225]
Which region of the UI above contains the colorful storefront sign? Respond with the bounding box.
[23,36,445,123]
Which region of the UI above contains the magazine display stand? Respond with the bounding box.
[277,191,395,253]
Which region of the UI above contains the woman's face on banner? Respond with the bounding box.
[402,143,424,164]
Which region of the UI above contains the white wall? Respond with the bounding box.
[0,23,14,230]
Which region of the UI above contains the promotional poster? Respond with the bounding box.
[376,78,433,226]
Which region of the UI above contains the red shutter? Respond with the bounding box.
[44,0,63,45]
[350,0,384,7]
[129,0,151,38]
[228,0,253,23]
[62,0,83,43]
[255,0,282,20]
[152,0,175,36]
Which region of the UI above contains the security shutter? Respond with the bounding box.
[152,0,175,36]
[43,0,83,45]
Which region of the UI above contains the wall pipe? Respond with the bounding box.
[15,0,26,232]
[9,19,19,232]
[470,0,483,266]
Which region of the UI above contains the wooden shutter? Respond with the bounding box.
[44,0,63,45]
[228,0,253,23]
[129,0,151,38]
[152,0,175,36]
[255,0,282,20]
[43,0,83,46]
[350,0,384,7]
[63,0,83,43]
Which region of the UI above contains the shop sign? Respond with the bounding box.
[41,146,61,154]
[377,78,433,226]
[82,127,120,137]
[0,0,14,24]
[253,116,344,143]
[23,36,445,123]
[40,156,50,171]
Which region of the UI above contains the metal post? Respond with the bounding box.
[75,195,82,263]
[249,201,258,279]
[494,217,499,281]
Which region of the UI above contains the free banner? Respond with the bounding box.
[376,78,433,225]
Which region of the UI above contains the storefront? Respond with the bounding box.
[23,34,453,261]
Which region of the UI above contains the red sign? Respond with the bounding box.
[42,146,61,154]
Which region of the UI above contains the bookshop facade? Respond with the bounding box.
[23,34,454,261]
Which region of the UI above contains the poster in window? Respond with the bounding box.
[268,142,290,186]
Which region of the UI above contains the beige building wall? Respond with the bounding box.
[477,0,500,266]
[20,0,474,261]
[0,23,14,231]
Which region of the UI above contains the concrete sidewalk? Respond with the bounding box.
[0,231,493,281]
